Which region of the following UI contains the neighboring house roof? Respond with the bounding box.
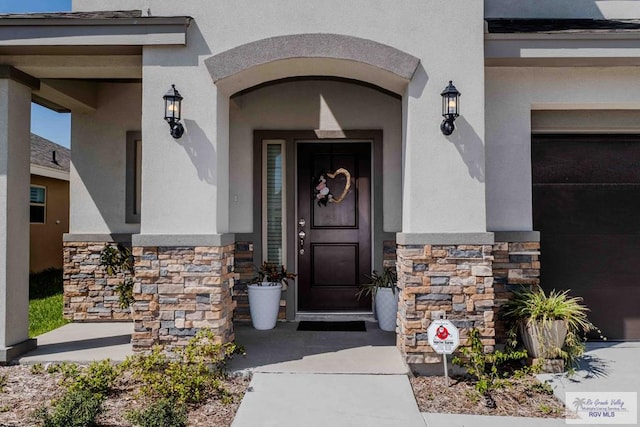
[0,9,191,26]
[0,10,143,19]
[30,134,70,181]
[486,19,640,34]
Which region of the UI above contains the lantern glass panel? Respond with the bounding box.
[165,98,181,121]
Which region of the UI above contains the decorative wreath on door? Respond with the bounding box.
[314,168,352,207]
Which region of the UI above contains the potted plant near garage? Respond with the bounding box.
[356,267,398,331]
[501,285,597,371]
[248,262,296,330]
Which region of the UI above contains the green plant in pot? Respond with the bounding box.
[501,285,595,371]
[356,267,398,331]
[247,262,296,330]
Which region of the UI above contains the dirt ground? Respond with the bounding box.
[0,364,568,426]
[0,365,249,427]
[410,374,567,418]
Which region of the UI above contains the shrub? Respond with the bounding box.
[68,359,118,397]
[125,398,187,427]
[99,244,135,308]
[32,389,104,427]
[46,362,80,380]
[452,328,530,396]
[122,329,244,405]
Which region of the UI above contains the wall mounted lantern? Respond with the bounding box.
[163,84,184,139]
[440,80,460,136]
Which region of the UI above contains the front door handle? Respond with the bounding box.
[298,219,306,255]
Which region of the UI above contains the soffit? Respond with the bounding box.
[485,19,640,66]
[0,10,189,79]
[0,10,190,47]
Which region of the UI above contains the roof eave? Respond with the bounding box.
[0,16,191,47]
[485,30,640,66]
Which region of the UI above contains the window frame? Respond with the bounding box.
[30,184,47,224]
[125,131,142,224]
[261,139,287,265]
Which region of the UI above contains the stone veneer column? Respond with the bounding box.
[395,232,541,365]
[131,239,236,351]
[397,239,495,364]
[63,236,133,322]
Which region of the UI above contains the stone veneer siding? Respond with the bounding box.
[63,241,132,321]
[396,241,540,364]
[131,245,236,351]
[383,240,397,269]
[493,241,541,343]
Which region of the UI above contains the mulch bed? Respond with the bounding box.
[1,364,569,425]
[410,374,567,418]
[0,365,249,427]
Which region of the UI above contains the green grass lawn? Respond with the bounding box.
[29,293,69,337]
[29,268,69,338]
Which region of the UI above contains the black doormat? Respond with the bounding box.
[297,321,366,332]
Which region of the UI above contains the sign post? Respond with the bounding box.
[427,319,460,386]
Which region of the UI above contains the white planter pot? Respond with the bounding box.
[248,283,282,330]
[375,287,398,331]
[520,319,568,358]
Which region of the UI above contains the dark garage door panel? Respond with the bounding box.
[533,185,640,234]
[533,135,640,341]
[540,234,640,340]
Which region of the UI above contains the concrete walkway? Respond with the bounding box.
[229,321,407,375]
[231,321,424,426]
[18,322,134,363]
[233,373,425,427]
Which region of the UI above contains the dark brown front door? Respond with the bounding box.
[297,143,371,311]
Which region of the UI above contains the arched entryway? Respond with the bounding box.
[205,34,418,320]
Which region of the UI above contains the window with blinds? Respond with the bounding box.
[262,140,286,264]
[30,185,46,224]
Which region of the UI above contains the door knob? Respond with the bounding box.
[298,219,306,255]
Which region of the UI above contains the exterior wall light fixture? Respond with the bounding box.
[440,80,461,136]
[163,84,184,139]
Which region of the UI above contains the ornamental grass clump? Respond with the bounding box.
[502,286,601,371]
[356,267,398,299]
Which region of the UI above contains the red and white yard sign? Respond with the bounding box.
[427,319,460,355]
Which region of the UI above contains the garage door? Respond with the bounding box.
[532,134,640,340]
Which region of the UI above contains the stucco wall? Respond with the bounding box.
[70,0,487,236]
[485,0,640,19]
[229,80,402,233]
[70,82,141,235]
[485,67,640,231]
[30,175,69,272]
